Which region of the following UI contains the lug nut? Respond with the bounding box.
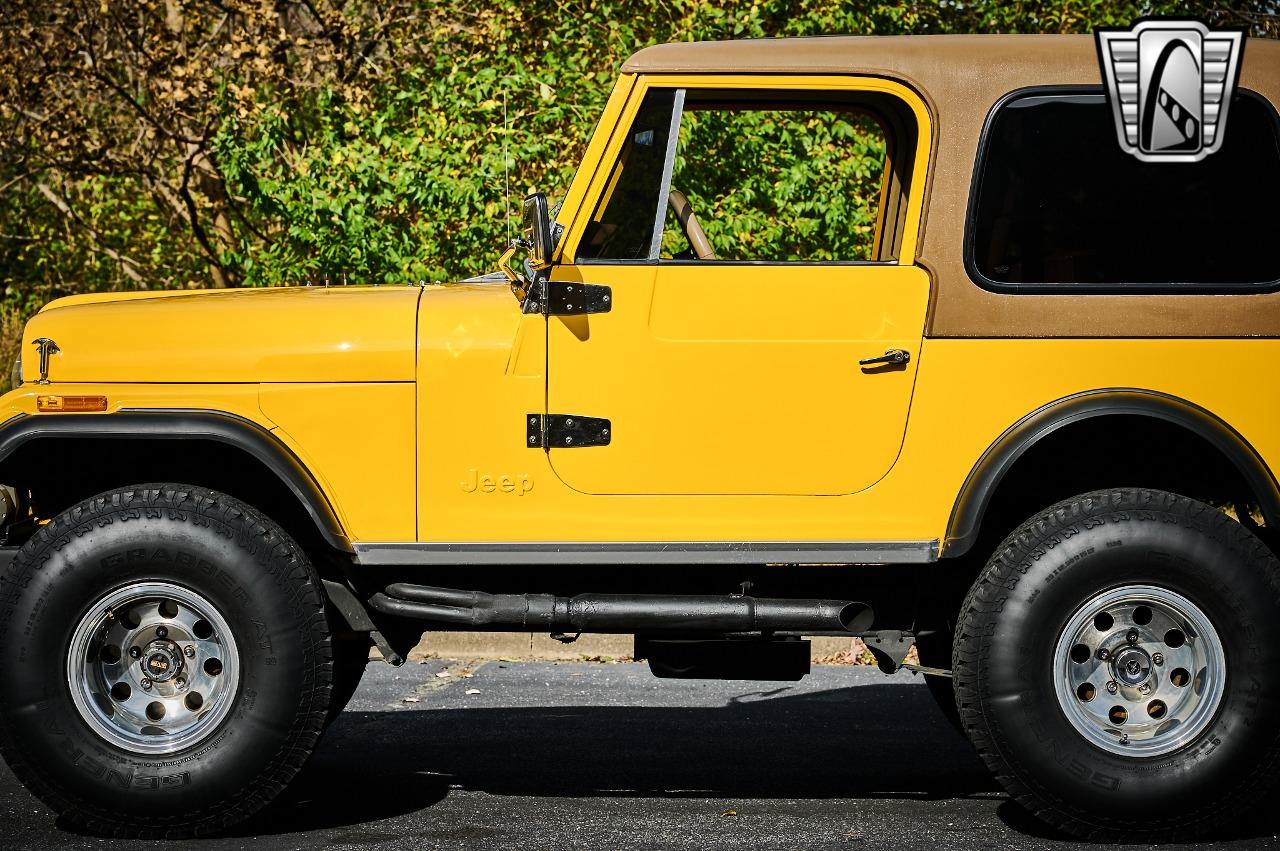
[1097,647,1111,661]
[1138,683,1152,696]
[155,626,168,639]
[175,676,187,689]
[129,646,142,659]
[1106,680,1119,694]
[1119,734,1130,745]
[183,645,196,659]
[1152,653,1164,666]
[1126,629,1139,645]
[141,678,153,690]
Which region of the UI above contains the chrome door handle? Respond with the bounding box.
[859,348,910,367]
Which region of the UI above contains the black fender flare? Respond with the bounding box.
[944,389,1280,558]
[0,409,350,551]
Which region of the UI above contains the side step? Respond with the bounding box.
[367,583,873,635]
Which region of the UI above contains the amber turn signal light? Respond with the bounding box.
[36,395,108,412]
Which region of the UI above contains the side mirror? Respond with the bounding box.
[522,192,554,269]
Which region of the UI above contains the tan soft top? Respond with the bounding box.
[624,33,1105,75]
[623,35,1280,338]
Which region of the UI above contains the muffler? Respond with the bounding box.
[368,583,873,635]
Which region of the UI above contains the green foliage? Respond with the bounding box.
[210,18,618,284]
[1,0,1259,298]
[0,177,207,310]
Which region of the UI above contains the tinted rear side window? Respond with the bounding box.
[968,90,1280,292]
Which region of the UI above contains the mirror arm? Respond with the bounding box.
[499,240,534,304]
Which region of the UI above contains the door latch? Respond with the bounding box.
[858,348,910,367]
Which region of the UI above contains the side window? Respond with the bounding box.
[969,90,1280,291]
[662,106,887,262]
[577,89,679,262]
[576,87,917,264]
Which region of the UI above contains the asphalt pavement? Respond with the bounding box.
[2,659,1279,851]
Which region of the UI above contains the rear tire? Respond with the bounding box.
[953,488,1280,842]
[0,484,332,837]
[914,631,962,734]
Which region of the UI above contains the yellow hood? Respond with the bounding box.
[23,286,423,384]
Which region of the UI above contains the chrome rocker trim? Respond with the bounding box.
[353,540,939,566]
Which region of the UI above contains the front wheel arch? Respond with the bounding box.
[0,410,350,556]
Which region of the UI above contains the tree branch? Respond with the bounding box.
[178,145,232,287]
[34,181,147,286]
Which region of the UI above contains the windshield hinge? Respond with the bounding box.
[527,414,611,449]
[537,281,612,316]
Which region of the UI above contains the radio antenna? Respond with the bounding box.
[503,88,512,246]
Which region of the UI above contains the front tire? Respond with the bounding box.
[953,488,1280,842]
[0,484,332,837]
[326,632,371,725]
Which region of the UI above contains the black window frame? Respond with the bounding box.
[575,86,917,268]
[964,84,1280,295]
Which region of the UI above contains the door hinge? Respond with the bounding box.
[540,281,612,316]
[527,414,611,449]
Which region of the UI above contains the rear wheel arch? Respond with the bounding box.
[944,389,1280,559]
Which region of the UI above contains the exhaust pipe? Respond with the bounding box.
[368,583,873,635]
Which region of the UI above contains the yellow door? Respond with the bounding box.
[546,76,932,496]
[548,263,928,495]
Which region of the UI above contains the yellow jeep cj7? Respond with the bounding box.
[1,31,1279,841]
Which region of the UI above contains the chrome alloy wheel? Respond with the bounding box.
[1053,584,1225,757]
[66,582,240,755]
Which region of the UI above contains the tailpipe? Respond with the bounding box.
[368,584,873,635]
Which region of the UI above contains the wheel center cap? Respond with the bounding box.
[1111,646,1152,687]
[142,643,182,682]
